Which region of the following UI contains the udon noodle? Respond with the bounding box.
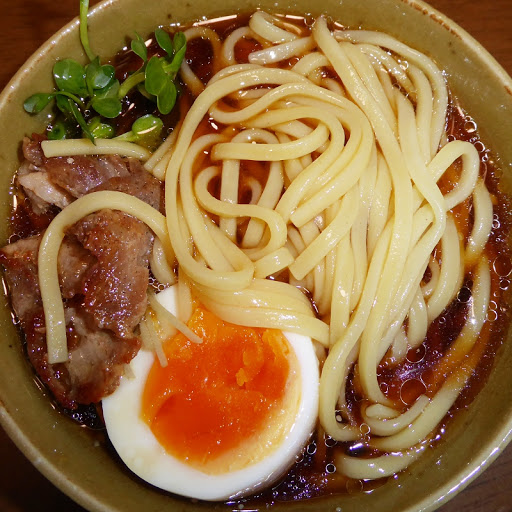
[35,11,503,482]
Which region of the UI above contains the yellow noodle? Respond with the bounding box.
[337,445,427,480]
[221,27,254,66]
[466,179,493,266]
[149,291,203,345]
[249,11,299,43]
[426,215,462,321]
[147,293,177,340]
[407,287,428,349]
[144,123,180,173]
[150,238,176,286]
[249,36,316,65]
[140,317,168,367]
[362,395,430,436]
[41,139,151,160]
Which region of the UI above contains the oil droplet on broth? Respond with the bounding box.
[457,286,472,304]
[474,140,486,153]
[325,436,338,447]
[326,463,336,474]
[400,378,427,405]
[359,423,370,436]
[406,343,426,363]
[464,117,477,133]
[307,441,317,455]
[493,253,512,277]
[486,309,498,322]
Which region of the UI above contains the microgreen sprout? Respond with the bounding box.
[116,28,187,115]
[87,117,115,139]
[23,0,186,143]
[24,50,122,143]
[115,114,164,149]
[131,32,148,62]
[48,119,77,140]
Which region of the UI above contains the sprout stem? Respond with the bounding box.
[80,0,96,61]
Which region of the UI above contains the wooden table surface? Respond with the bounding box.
[0,0,511,511]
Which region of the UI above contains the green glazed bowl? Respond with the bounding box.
[0,0,511,511]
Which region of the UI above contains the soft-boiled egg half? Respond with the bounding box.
[102,285,319,501]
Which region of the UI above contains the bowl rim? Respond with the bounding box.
[1,0,512,511]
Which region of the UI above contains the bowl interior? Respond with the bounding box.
[1,0,512,511]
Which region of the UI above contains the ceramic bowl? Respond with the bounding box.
[1,0,512,510]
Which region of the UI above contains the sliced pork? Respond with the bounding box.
[0,235,141,409]
[17,166,72,213]
[69,210,154,339]
[91,159,164,212]
[0,135,162,409]
[17,135,163,212]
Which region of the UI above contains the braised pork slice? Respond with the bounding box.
[59,234,97,299]
[0,233,142,409]
[69,210,154,339]
[17,136,165,212]
[22,134,46,167]
[17,166,72,213]
[65,306,140,406]
[0,236,42,320]
[45,154,130,198]
[21,135,130,198]
[1,134,163,409]
[91,159,163,212]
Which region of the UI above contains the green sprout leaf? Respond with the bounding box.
[122,30,186,114]
[91,80,122,117]
[145,56,168,96]
[155,28,174,56]
[85,57,100,95]
[55,93,73,115]
[136,82,153,100]
[131,32,148,62]
[131,114,163,136]
[86,57,116,92]
[87,117,115,139]
[53,91,86,110]
[23,93,54,114]
[115,114,163,148]
[117,71,145,98]
[51,118,81,139]
[142,31,185,116]
[97,64,116,88]
[92,97,122,118]
[91,80,123,115]
[91,80,123,119]
[164,33,187,74]
[95,79,120,99]
[157,81,177,115]
[173,31,187,53]
[53,59,87,96]
[48,121,67,140]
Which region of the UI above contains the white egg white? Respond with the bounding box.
[102,285,319,501]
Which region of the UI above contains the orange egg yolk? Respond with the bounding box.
[141,306,291,465]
